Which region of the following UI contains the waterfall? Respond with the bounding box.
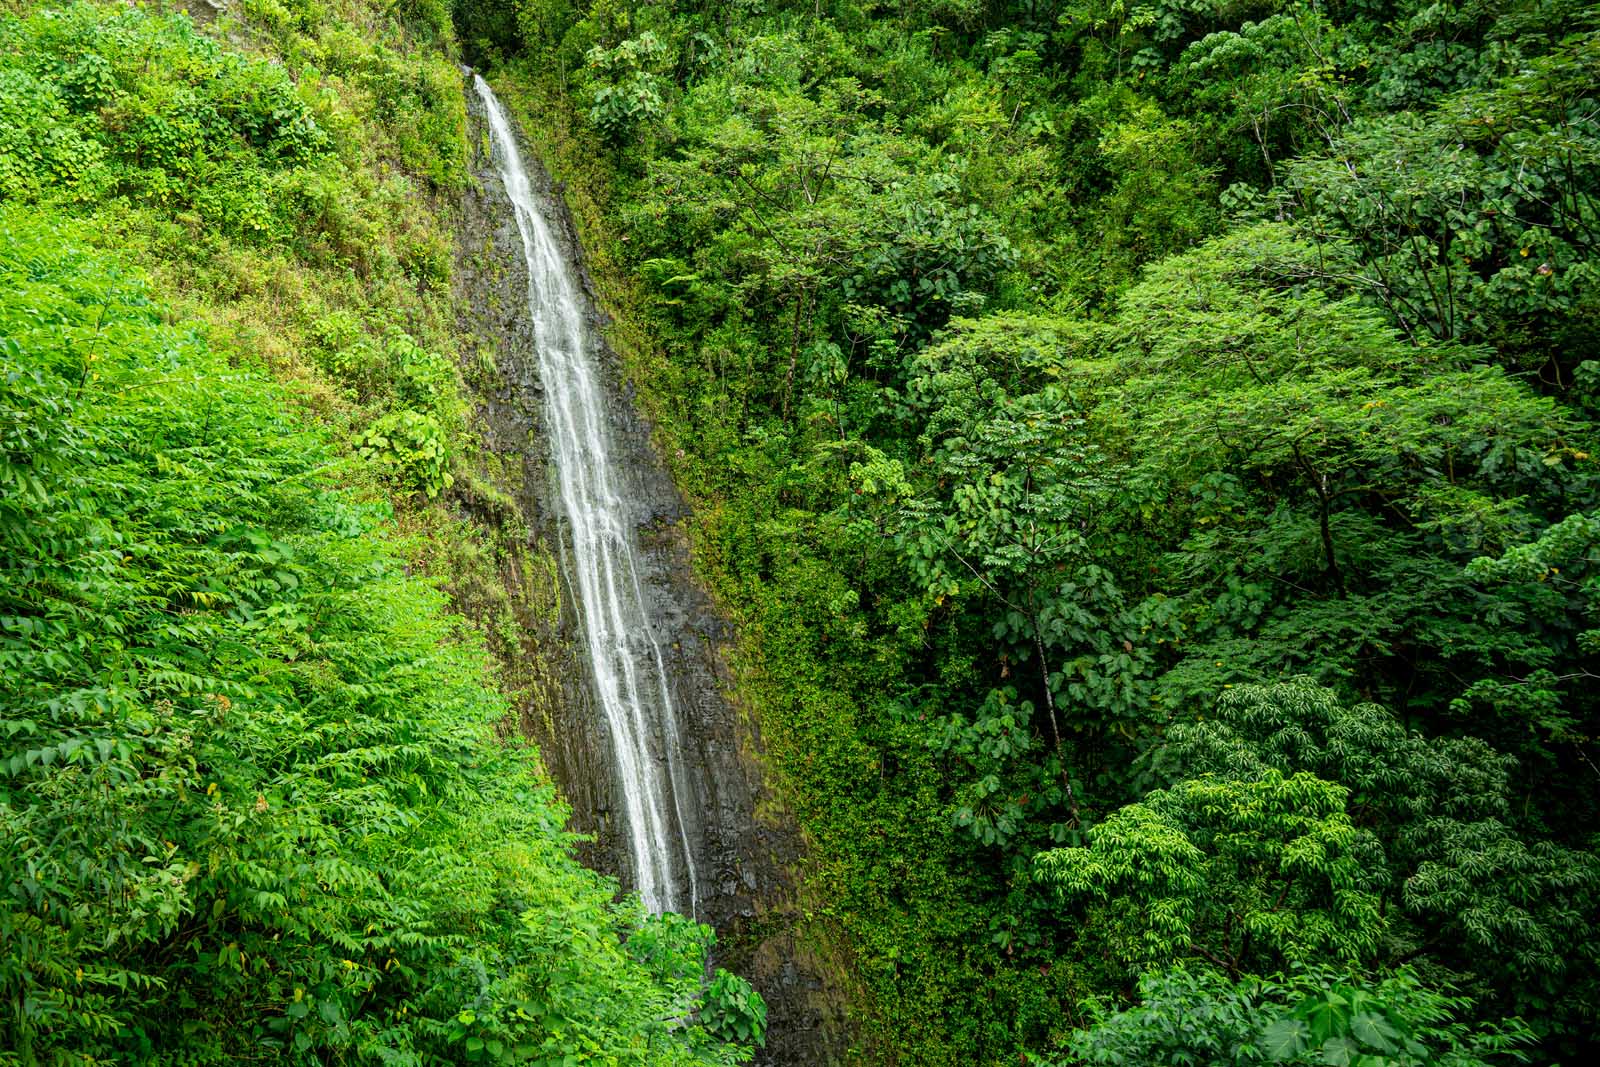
[473,75,698,916]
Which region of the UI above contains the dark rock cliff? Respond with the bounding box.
[452,77,852,1067]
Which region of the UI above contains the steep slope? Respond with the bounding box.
[1,1,767,1062]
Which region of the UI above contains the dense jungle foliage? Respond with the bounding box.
[460,0,1600,1063]
[1,1,762,1063]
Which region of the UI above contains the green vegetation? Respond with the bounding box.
[6,0,1597,1060]
[465,0,1600,1062]
[1,1,761,1063]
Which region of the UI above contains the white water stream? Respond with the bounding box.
[474,75,698,916]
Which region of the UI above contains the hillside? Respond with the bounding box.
[1,2,761,1063]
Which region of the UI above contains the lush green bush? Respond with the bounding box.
[0,206,753,1066]
[358,408,456,498]
[0,2,333,239]
[700,968,769,1048]
[1057,963,1532,1067]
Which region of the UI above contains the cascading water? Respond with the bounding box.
[473,74,698,916]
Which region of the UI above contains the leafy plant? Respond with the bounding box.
[1035,769,1384,976]
[584,31,670,143]
[699,969,768,1047]
[357,408,455,498]
[1057,963,1533,1067]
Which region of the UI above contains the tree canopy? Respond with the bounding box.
[466,0,1600,1061]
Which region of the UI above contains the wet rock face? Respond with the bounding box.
[454,80,851,1066]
